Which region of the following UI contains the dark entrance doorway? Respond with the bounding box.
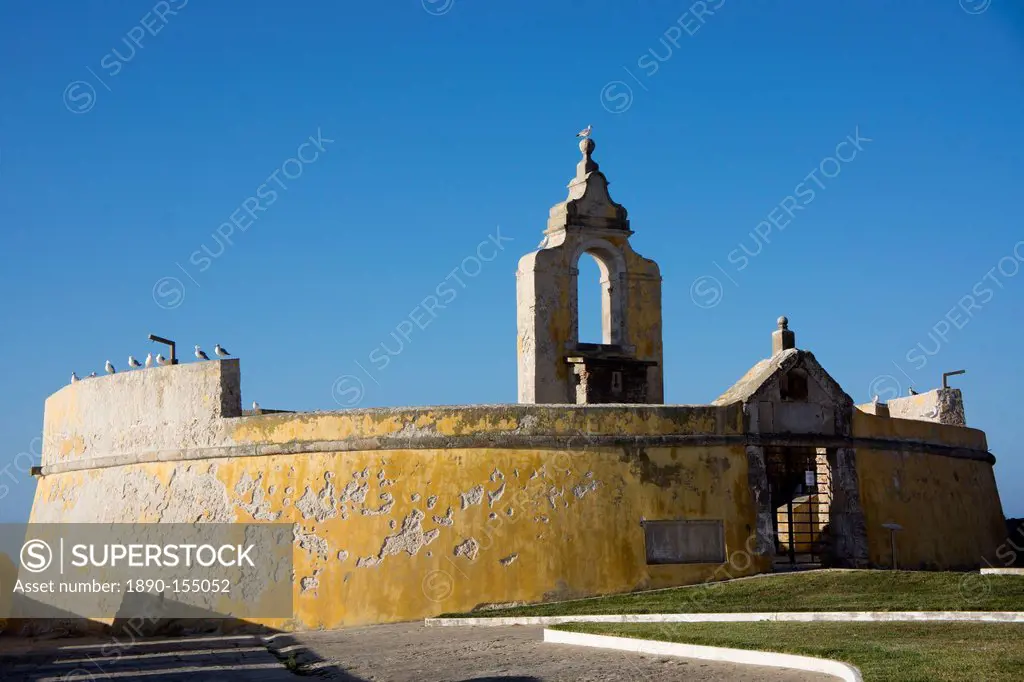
[765,446,832,568]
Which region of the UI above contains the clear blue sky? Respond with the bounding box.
[0,0,1021,524]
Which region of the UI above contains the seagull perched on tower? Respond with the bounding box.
[576,124,592,139]
[71,372,79,384]
[908,387,918,395]
[128,356,142,369]
[145,353,154,368]
[214,344,230,358]
[105,360,116,374]
[195,345,210,361]
[156,354,168,366]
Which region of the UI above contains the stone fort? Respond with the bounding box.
[24,138,1006,631]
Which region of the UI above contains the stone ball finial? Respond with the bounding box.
[777,316,789,330]
[579,137,595,156]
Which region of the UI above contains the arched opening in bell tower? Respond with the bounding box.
[570,242,625,348]
[576,252,605,344]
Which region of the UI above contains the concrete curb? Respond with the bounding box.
[981,568,1024,576]
[426,611,1024,627]
[543,628,862,681]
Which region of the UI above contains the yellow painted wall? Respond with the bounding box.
[853,412,1004,568]
[29,442,763,630]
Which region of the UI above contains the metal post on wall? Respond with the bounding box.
[942,369,966,389]
[148,334,178,365]
[882,522,903,570]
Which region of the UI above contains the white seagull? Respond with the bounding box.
[252,401,261,414]
[195,345,210,361]
[214,344,230,358]
[105,360,116,374]
[87,372,97,379]
[576,124,592,138]
[71,372,79,383]
[128,355,142,369]
[145,353,154,368]
[156,354,168,366]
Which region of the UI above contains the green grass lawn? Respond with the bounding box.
[553,621,1024,682]
[445,570,1024,617]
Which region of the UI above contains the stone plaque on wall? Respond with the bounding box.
[643,519,725,565]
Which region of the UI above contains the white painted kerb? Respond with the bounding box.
[543,628,862,682]
[981,568,1024,576]
[426,611,1024,627]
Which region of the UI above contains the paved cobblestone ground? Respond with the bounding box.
[282,622,830,681]
[0,634,295,681]
[0,624,831,681]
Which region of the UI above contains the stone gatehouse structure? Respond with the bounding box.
[19,138,1006,631]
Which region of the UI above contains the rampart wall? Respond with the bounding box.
[24,360,1004,630]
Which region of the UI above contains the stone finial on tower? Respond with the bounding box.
[547,136,629,232]
[772,316,795,355]
[576,137,599,178]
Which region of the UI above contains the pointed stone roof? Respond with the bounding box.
[547,138,630,233]
[712,319,853,408]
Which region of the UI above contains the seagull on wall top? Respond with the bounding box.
[576,124,592,138]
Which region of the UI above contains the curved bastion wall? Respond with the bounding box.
[28,359,1005,630]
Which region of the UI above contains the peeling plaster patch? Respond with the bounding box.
[344,572,352,583]
[433,507,454,527]
[377,470,395,487]
[460,485,484,510]
[513,468,520,478]
[499,553,519,567]
[426,551,432,558]
[361,492,394,516]
[295,473,338,522]
[487,482,507,507]
[389,519,397,529]
[454,538,480,561]
[356,556,379,568]
[572,476,600,500]
[283,499,291,507]
[411,493,421,502]
[268,485,277,495]
[506,507,514,517]
[235,473,282,522]
[535,515,549,524]
[546,486,564,510]
[285,487,294,495]
[160,466,235,523]
[339,478,369,505]
[426,495,438,510]
[490,468,504,482]
[376,509,441,562]
[489,513,497,520]
[337,550,349,562]
[293,527,330,561]
[300,569,322,593]
[358,468,370,479]
[234,472,257,496]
